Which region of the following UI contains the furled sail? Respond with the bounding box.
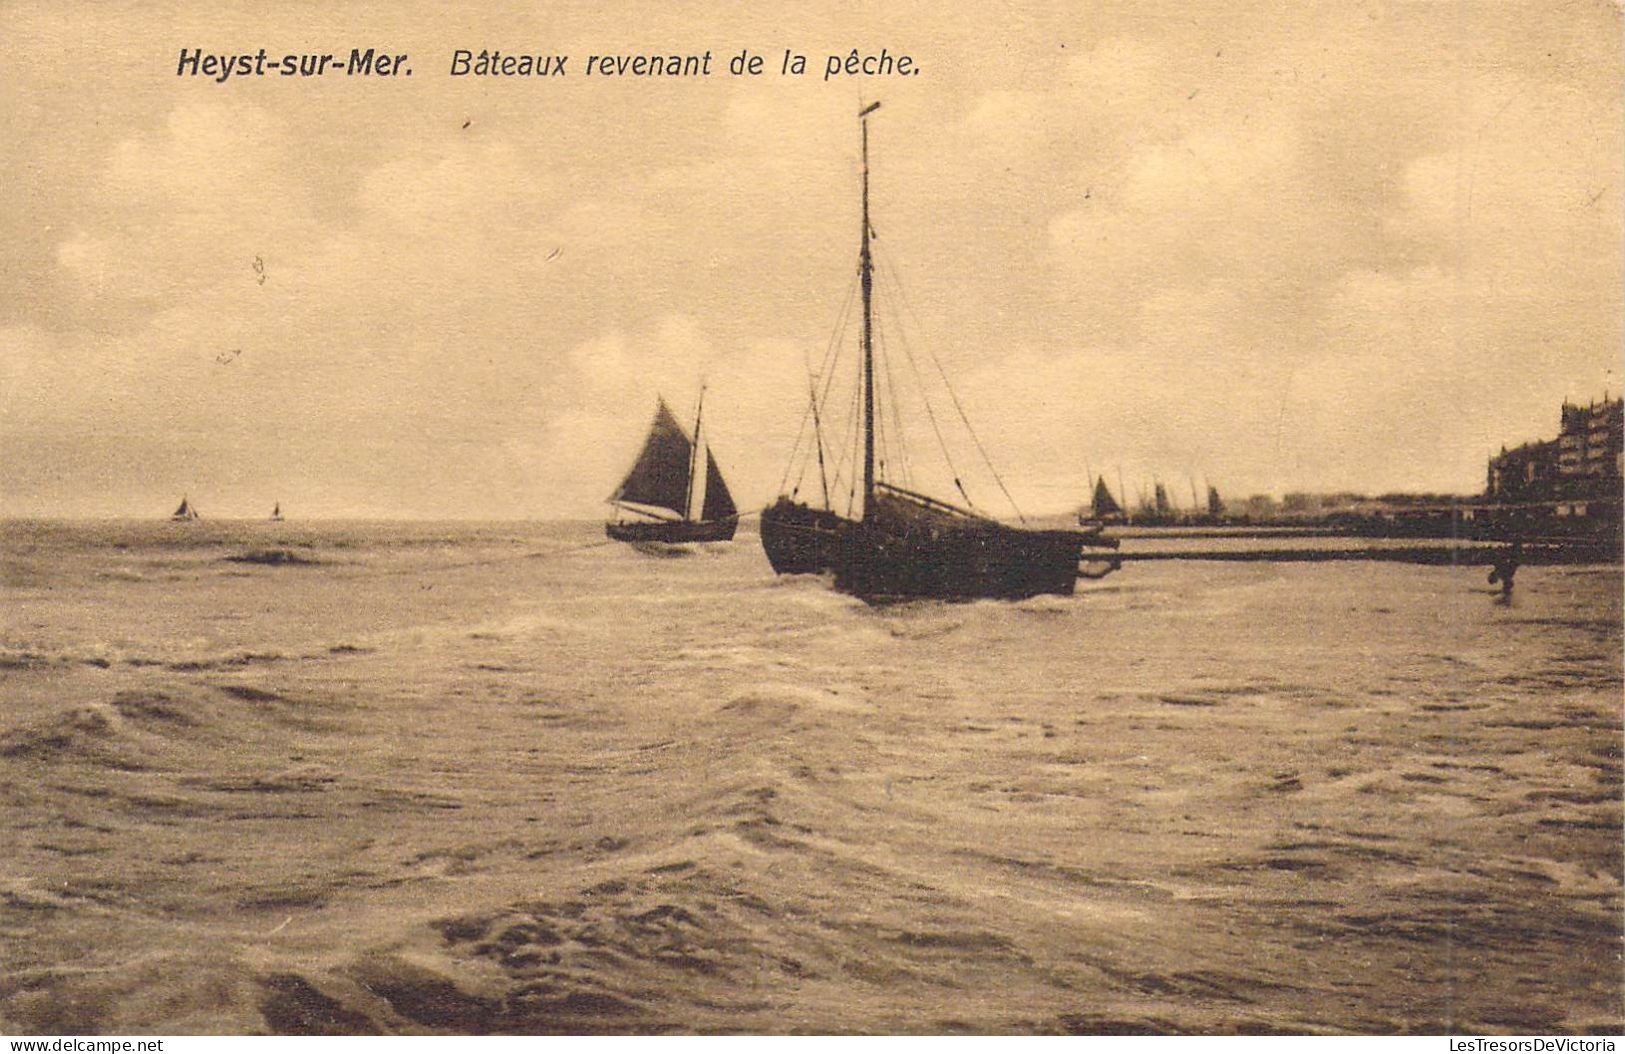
[609,399,694,517]
[1092,477,1122,517]
[1207,486,1225,517]
[1154,483,1170,516]
[700,451,737,522]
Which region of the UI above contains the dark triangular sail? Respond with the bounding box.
[174,498,191,517]
[1092,477,1122,517]
[610,400,693,518]
[701,451,736,522]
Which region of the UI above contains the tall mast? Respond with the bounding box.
[859,101,880,521]
[685,385,706,521]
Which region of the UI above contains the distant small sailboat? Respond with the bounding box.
[171,496,200,521]
[270,502,284,522]
[1078,476,1125,526]
[606,389,739,545]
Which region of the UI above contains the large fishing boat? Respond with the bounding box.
[607,390,738,545]
[761,102,1118,599]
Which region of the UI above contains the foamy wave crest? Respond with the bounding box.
[0,703,124,763]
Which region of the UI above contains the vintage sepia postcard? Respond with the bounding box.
[2,0,1620,1040]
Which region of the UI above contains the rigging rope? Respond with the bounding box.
[877,278,973,511]
[780,272,859,499]
[872,311,916,489]
[879,257,1027,524]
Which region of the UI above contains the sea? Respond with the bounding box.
[1,519,1620,1035]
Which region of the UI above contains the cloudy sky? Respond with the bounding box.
[3,0,1619,518]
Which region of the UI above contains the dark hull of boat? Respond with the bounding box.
[760,498,851,575]
[835,521,1092,600]
[605,517,737,544]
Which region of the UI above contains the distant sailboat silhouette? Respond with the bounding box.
[606,390,738,545]
[171,496,200,521]
[270,502,284,522]
[1078,476,1125,526]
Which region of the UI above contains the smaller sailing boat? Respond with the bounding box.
[606,389,739,545]
[170,496,200,521]
[1133,481,1178,526]
[269,502,284,522]
[1078,476,1125,526]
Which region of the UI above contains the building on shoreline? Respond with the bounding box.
[1487,397,1623,503]
[1093,398,1619,551]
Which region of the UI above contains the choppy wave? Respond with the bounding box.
[1,522,1619,1033]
